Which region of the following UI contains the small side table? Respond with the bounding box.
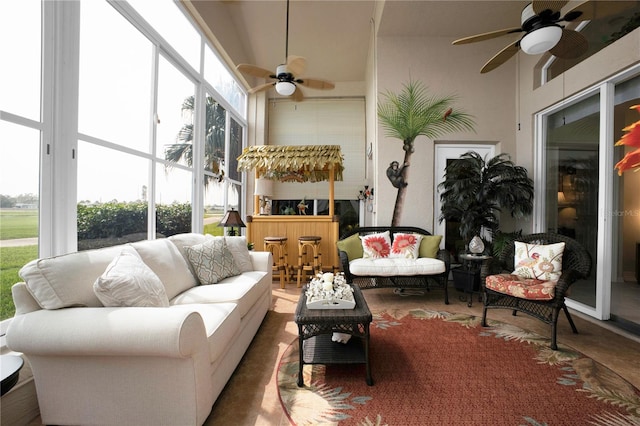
[1,355,24,396]
[457,253,492,307]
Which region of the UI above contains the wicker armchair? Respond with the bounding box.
[480,232,592,350]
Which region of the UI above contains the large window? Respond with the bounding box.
[0,0,247,320]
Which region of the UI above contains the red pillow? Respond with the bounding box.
[361,231,392,258]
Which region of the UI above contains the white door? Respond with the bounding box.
[433,144,495,254]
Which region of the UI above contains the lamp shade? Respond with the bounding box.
[275,81,296,96]
[218,209,246,228]
[254,178,273,196]
[520,26,562,55]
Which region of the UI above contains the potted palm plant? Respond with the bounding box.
[438,151,534,292]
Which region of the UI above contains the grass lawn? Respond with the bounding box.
[1,245,38,320]
[0,209,38,240]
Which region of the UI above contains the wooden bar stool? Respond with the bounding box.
[296,236,322,288]
[264,236,289,288]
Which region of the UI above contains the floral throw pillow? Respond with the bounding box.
[361,231,392,259]
[513,241,565,282]
[390,233,423,259]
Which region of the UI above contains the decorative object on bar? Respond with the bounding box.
[254,178,273,215]
[305,272,355,309]
[218,208,246,236]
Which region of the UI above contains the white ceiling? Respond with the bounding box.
[189,0,530,86]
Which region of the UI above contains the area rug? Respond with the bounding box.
[277,309,640,425]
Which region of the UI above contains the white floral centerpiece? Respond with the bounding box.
[305,272,355,309]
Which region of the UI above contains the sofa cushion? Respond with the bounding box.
[349,257,446,276]
[485,273,557,300]
[130,238,197,300]
[170,271,268,318]
[19,245,132,309]
[168,233,207,279]
[513,241,565,281]
[419,235,443,258]
[224,236,253,273]
[186,237,239,285]
[93,250,169,307]
[390,233,423,259]
[185,303,241,364]
[337,233,363,261]
[361,231,392,259]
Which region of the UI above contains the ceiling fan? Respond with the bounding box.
[236,0,335,101]
[453,0,634,74]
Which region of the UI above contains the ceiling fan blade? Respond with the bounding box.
[532,1,568,15]
[248,82,274,94]
[286,55,307,76]
[549,28,588,59]
[297,78,335,90]
[237,64,274,79]
[291,86,304,102]
[452,27,522,45]
[564,0,637,22]
[480,41,520,74]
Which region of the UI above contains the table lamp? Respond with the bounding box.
[218,208,246,236]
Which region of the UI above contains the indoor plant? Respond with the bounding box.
[438,151,534,252]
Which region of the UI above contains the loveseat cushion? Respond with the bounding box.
[93,250,170,307]
[485,273,557,300]
[419,235,443,258]
[390,233,423,259]
[361,231,392,258]
[170,271,268,318]
[168,233,207,279]
[349,257,446,276]
[130,238,197,300]
[19,245,133,309]
[336,233,363,261]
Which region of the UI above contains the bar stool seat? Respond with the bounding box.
[297,236,322,288]
[264,236,289,288]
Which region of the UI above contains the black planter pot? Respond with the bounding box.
[452,268,480,293]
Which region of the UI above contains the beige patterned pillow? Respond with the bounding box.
[186,237,240,284]
[513,241,565,281]
[93,251,169,307]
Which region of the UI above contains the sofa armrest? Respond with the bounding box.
[249,250,272,273]
[7,306,208,358]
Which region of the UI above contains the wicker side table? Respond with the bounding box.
[294,284,373,386]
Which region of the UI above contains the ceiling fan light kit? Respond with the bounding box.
[520,25,562,55]
[276,81,296,96]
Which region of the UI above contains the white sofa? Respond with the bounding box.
[6,233,272,426]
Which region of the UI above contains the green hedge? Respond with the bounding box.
[77,202,191,239]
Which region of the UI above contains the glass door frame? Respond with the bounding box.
[534,63,640,321]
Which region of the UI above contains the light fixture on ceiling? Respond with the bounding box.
[275,81,296,96]
[520,26,562,55]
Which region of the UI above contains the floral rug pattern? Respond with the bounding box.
[277,309,640,426]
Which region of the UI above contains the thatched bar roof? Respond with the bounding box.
[237,145,344,182]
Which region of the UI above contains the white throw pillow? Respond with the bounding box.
[361,231,392,259]
[224,236,253,273]
[186,237,240,284]
[513,241,565,282]
[390,233,423,259]
[93,251,170,307]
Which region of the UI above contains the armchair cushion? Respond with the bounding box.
[485,274,556,301]
[336,233,363,261]
[419,235,443,258]
[361,231,392,259]
[390,233,423,259]
[93,250,170,307]
[513,241,565,281]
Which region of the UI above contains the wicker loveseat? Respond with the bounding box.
[480,232,592,350]
[337,226,451,304]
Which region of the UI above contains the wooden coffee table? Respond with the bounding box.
[294,284,373,386]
